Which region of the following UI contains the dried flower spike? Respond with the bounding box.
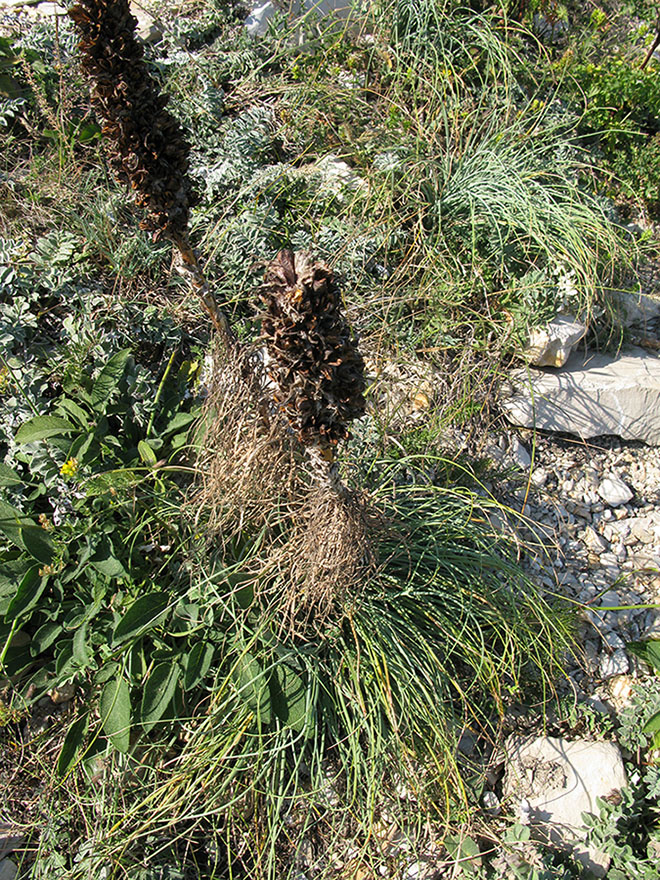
[260,250,366,451]
[69,0,196,242]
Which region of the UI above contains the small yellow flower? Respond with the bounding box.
[60,458,79,478]
[38,513,52,530]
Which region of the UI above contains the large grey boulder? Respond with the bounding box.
[503,346,660,444]
[503,736,627,876]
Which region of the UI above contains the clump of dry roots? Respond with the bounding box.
[195,252,376,636]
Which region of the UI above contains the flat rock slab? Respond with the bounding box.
[503,346,660,444]
[503,736,627,876]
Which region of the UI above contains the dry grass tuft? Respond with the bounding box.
[193,344,378,637]
[280,484,376,637]
[194,342,300,536]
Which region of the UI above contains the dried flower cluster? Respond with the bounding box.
[69,0,197,241]
[260,250,366,448]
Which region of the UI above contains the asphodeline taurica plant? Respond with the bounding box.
[260,250,366,482]
[69,0,195,242]
[68,0,231,340]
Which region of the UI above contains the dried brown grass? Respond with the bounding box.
[192,345,378,638]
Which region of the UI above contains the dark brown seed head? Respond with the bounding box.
[260,250,366,447]
[69,0,197,241]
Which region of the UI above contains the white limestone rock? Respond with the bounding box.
[245,0,362,37]
[521,314,586,368]
[599,648,629,679]
[503,736,627,877]
[503,346,660,445]
[245,1,277,37]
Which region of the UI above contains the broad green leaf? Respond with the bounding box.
[0,464,21,487]
[31,621,63,654]
[270,664,309,733]
[643,709,660,735]
[72,622,91,668]
[627,638,660,673]
[56,399,89,428]
[15,415,75,444]
[19,524,54,564]
[162,411,196,437]
[6,565,46,620]
[85,469,143,497]
[89,536,126,578]
[0,498,28,546]
[57,712,89,777]
[140,663,180,733]
[91,349,131,409]
[232,651,271,725]
[184,642,214,691]
[0,500,54,562]
[94,662,120,685]
[100,675,131,753]
[137,440,158,466]
[113,592,169,645]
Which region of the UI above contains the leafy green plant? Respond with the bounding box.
[625,640,660,749]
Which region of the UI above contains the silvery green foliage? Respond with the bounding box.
[0,233,203,512]
[617,678,660,753]
[581,782,660,880]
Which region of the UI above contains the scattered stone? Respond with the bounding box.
[482,791,501,816]
[597,590,621,608]
[598,476,633,508]
[0,829,23,860]
[244,0,277,37]
[608,675,634,709]
[520,314,586,368]
[617,514,660,544]
[49,682,75,704]
[607,288,660,331]
[599,649,629,679]
[583,526,608,553]
[509,436,531,469]
[503,346,660,444]
[602,630,625,650]
[503,736,627,877]
[245,0,362,37]
[530,467,548,487]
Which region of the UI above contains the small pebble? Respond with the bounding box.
[598,476,634,508]
[482,791,501,816]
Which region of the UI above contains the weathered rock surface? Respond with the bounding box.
[608,288,660,331]
[0,827,23,860]
[503,736,627,877]
[504,346,660,444]
[0,860,17,880]
[520,314,586,368]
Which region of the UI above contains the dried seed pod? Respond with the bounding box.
[69,0,197,241]
[260,250,366,448]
